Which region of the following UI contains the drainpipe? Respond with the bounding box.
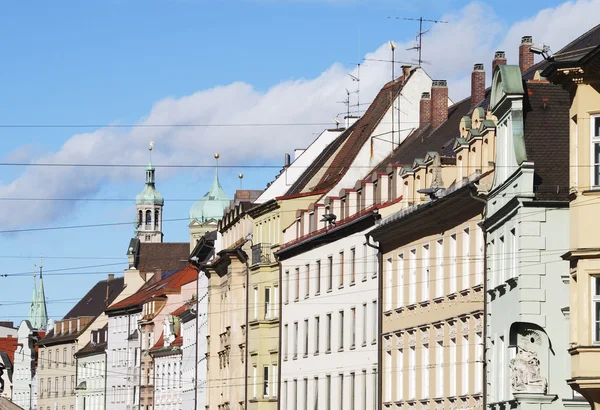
[104,350,107,410]
[470,184,488,409]
[277,258,283,410]
[244,253,250,410]
[366,233,382,410]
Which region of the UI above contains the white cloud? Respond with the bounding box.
[0,0,598,229]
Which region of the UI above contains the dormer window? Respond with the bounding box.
[592,116,600,186]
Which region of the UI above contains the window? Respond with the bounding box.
[253,366,257,398]
[449,337,457,396]
[263,366,270,398]
[462,334,469,395]
[145,210,152,226]
[295,267,300,300]
[63,347,67,366]
[274,285,279,318]
[304,319,309,357]
[294,379,298,410]
[594,277,600,342]
[273,365,278,397]
[475,332,483,394]
[327,256,333,291]
[285,270,290,303]
[284,381,288,409]
[362,370,368,410]
[408,347,415,399]
[450,234,457,293]
[41,352,44,369]
[350,248,356,284]
[339,311,345,350]
[55,349,59,369]
[396,347,403,401]
[409,249,416,304]
[350,307,356,348]
[363,243,368,281]
[509,228,516,281]
[155,210,159,228]
[54,377,58,395]
[339,251,345,287]
[293,322,299,359]
[62,376,66,396]
[350,373,356,410]
[372,301,377,343]
[316,260,321,295]
[422,245,430,302]
[385,349,392,402]
[315,316,320,354]
[398,253,404,308]
[326,375,332,410]
[421,343,429,399]
[48,379,51,398]
[499,236,506,283]
[313,377,319,410]
[133,386,138,404]
[362,303,367,345]
[463,228,470,290]
[254,287,259,320]
[385,257,393,311]
[70,375,74,394]
[326,314,332,353]
[436,239,444,298]
[339,374,344,410]
[265,287,271,319]
[284,324,289,360]
[305,264,310,298]
[592,116,600,186]
[138,210,143,228]
[436,341,444,397]
[304,378,309,410]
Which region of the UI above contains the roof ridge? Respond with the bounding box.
[554,23,600,56]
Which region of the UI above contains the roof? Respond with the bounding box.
[0,337,18,364]
[136,242,189,273]
[40,277,125,345]
[170,302,191,317]
[63,277,125,320]
[136,161,164,205]
[521,80,570,201]
[106,264,198,312]
[0,397,24,410]
[150,330,182,354]
[75,326,108,358]
[286,69,416,196]
[549,23,600,65]
[189,170,231,223]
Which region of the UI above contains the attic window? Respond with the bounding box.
[156,283,167,291]
[209,196,215,200]
[338,167,345,175]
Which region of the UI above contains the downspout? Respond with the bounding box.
[104,350,107,410]
[277,258,283,410]
[470,185,488,409]
[194,265,200,410]
[244,255,250,410]
[366,233,382,410]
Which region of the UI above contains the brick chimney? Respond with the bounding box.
[419,92,432,128]
[492,51,507,74]
[471,63,485,108]
[519,36,534,73]
[401,65,411,79]
[431,80,448,129]
[108,274,114,281]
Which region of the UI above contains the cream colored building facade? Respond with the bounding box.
[544,25,600,408]
[206,201,254,410]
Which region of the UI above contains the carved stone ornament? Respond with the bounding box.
[474,315,483,333]
[434,324,444,343]
[407,330,417,347]
[434,400,445,410]
[461,317,470,336]
[431,153,444,189]
[509,330,548,394]
[449,399,458,410]
[384,336,392,351]
[473,396,483,409]
[448,321,457,340]
[407,402,416,410]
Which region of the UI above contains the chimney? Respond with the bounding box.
[431,80,448,129]
[471,63,486,108]
[153,268,162,284]
[401,65,411,79]
[284,153,291,167]
[492,51,507,75]
[519,36,534,73]
[419,92,432,128]
[108,274,114,281]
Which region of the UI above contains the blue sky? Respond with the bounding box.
[0,0,595,323]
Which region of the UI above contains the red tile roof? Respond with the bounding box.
[107,265,198,312]
[0,337,18,364]
[170,303,190,317]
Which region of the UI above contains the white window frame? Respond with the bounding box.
[422,244,430,302]
[594,277,600,343]
[462,228,470,290]
[265,287,271,320]
[591,115,600,187]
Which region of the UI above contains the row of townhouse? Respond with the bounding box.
[202,22,600,410]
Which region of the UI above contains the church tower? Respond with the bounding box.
[28,258,48,330]
[189,153,231,251]
[135,142,164,243]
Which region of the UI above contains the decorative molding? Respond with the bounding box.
[407,330,417,347]
[448,320,457,340]
[474,314,483,333]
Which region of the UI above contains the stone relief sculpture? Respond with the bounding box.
[509,328,548,394]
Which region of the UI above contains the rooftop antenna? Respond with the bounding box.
[348,64,360,116]
[389,41,396,81]
[388,16,448,67]
[389,40,397,149]
[336,90,351,123]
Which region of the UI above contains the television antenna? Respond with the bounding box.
[348,63,361,116]
[388,16,448,67]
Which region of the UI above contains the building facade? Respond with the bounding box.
[151,314,183,410]
[74,326,108,410]
[484,63,580,410]
[13,320,45,410]
[543,24,600,408]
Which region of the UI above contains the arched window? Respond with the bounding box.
[155,210,159,229]
[138,211,143,227]
[145,210,152,226]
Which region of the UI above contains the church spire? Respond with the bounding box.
[136,141,164,243]
[29,257,48,330]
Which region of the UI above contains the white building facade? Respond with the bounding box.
[277,211,382,410]
[75,327,108,410]
[12,321,44,410]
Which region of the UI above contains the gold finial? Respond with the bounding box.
[214,153,220,159]
[238,173,243,179]
[149,141,154,151]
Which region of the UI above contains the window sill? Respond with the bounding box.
[304,295,309,300]
[371,340,377,345]
[292,355,298,360]
[350,281,356,287]
[362,342,367,347]
[327,288,332,293]
[325,350,331,354]
[314,352,319,356]
[303,354,308,359]
[315,292,321,297]
[350,345,356,350]
[338,347,344,352]
[362,276,367,282]
[294,298,299,303]
[338,285,344,290]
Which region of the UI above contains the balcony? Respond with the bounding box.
[251,243,273,266]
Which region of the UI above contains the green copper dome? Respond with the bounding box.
[190,172,231,222]
[136,160,164,206]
